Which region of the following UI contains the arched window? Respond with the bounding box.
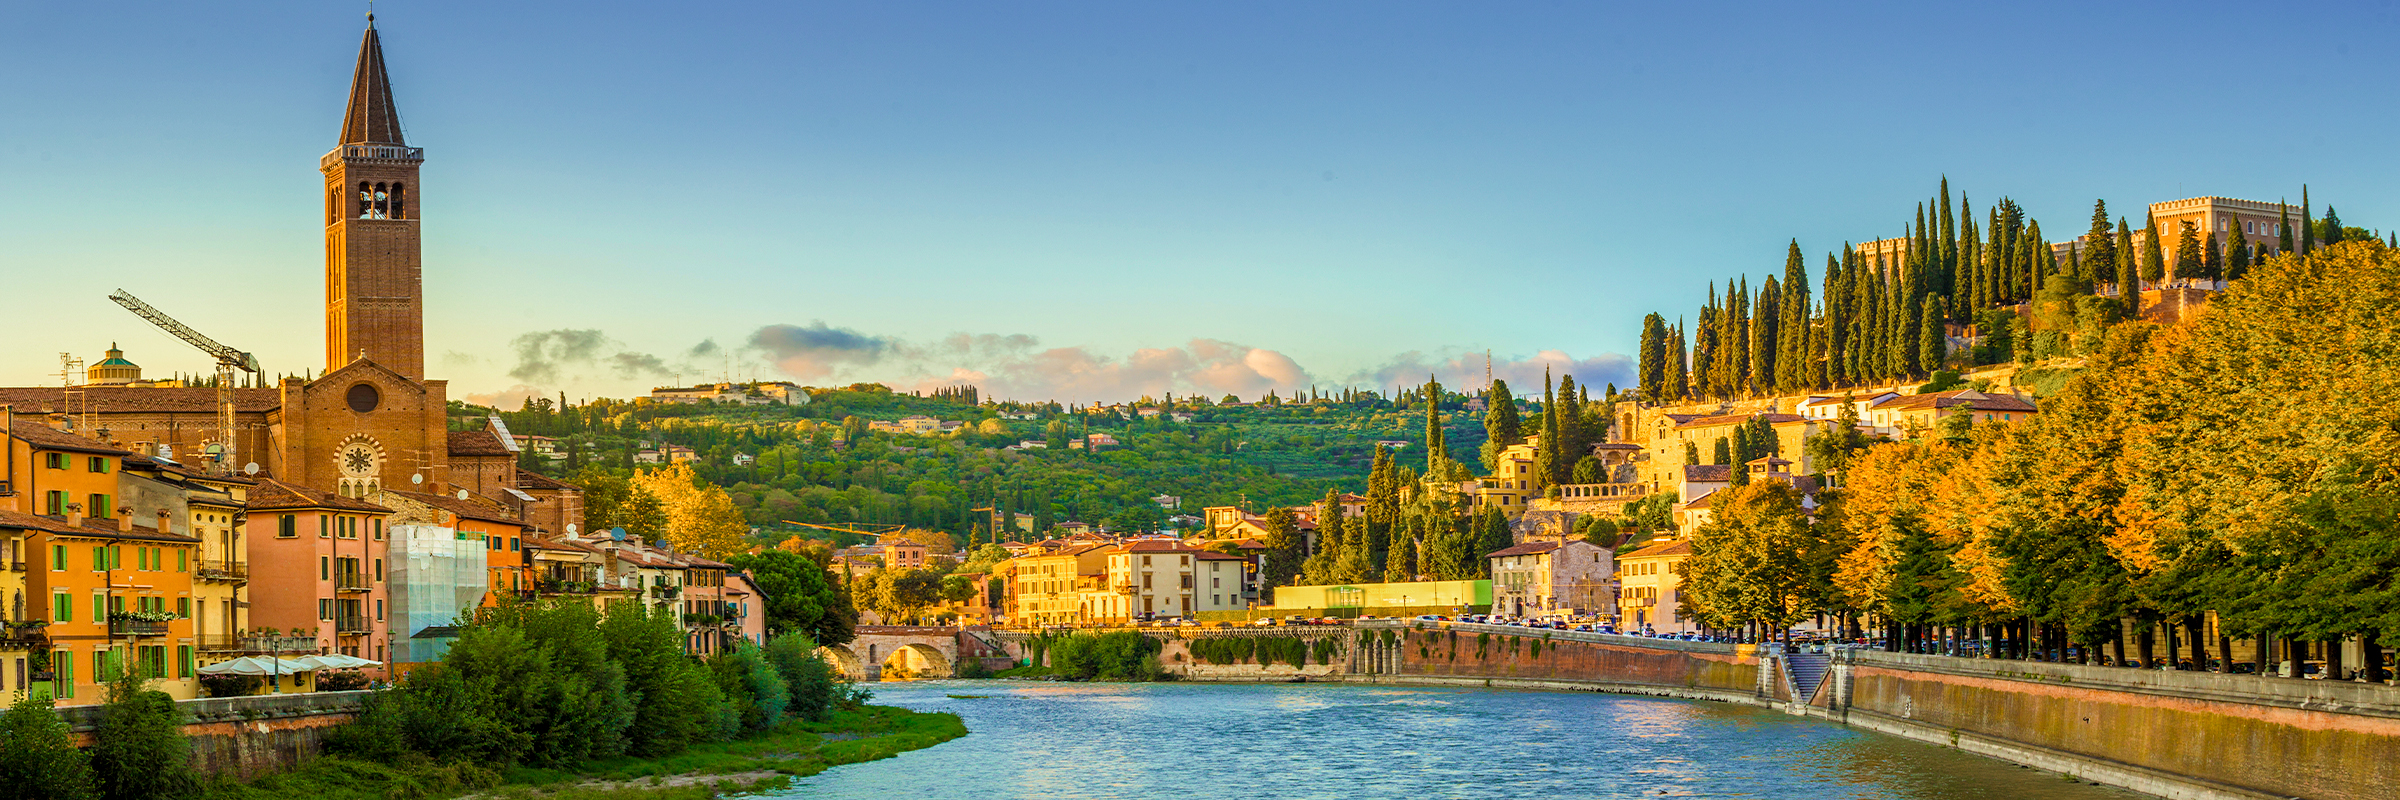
[371,183,390,219]
[390,183,406,220]
[357,182,372,218]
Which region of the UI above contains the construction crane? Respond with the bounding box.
[108,289,260,474]
[779,520,905,540]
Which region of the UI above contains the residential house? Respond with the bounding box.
[118,455,252,664]
[243,479,395,672]
[1006,543,1110,626]
[1486,539,1614,620]
[1617,539,1693,634]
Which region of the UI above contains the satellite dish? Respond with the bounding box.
[566,524,579,535]
[456,489,470,500]
[410,473,424,485]
[242,462,260,475]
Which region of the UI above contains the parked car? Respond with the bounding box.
[1253,618,1278,627]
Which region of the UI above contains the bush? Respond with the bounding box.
[710,642,789,735]
[0,693,93,800]
[600,601,734,755]
[90,673,200,800]
[1043,632,1165,680]
[762,632,842,721]
[199,673,262,698]
[316,671,369,691]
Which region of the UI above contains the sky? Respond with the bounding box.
[4,1,2396,406]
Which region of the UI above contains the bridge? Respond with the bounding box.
[823,625,1013,680]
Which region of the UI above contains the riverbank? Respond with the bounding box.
[200,705,967,800]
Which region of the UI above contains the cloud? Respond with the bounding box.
[1351,349,1635,396]
[746,322,894,380]
[464,384,549,410]
[506,329,680,384]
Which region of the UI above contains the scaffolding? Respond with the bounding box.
[386,523,489,665]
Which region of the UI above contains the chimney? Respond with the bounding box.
[118,513,133,533]
[65,503,83,529]
[158,509,175,535]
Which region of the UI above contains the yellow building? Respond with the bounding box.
[1469,439,1540,514]
[1089,540,1248,622]
[1618,539,1693,634]
[1266,579,1491,615]
[120,456,252,665]
[1006,543,1111,626]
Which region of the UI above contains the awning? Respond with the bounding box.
[195,656,321,676]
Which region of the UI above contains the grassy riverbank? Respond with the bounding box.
[203,705,966,800]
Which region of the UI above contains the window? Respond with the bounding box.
[54,652,73,699]
[320,516,329,538]
[278,514,297,538]
[177,597,189,617]
[87,494,111,519]
[319,599,333,620]
[510,537,520,552]
[53,593,71,622]
[90,546,105,572]
[320,557,329,580]
[87,456,110,473]
[376,599,383,620]
[50,544,65,571]
[375,558,383,581]
[178,646,193,679]
[177,550,187,572]
[44,453,66,470]
[373,519,383,540]
[45,491,66,515]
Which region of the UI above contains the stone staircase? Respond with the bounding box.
[1784,653,1833,705]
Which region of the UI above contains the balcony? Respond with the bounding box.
[196,634,245,652]
[197,560,249,582]
[650,585,680,600]
[109,617,169,637]
[5,559,23,572]
[335,572,372,593]
[322,144,425,169]
[334,616,371,635]
[0,623,48,650]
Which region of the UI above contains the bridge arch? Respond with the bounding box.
[818,645,869,681]
[881,643,954,679]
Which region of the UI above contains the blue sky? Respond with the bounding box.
[4,1,2393,404]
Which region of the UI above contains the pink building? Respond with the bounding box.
[242,479,394,671]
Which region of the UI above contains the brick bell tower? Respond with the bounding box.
[323,15,426,380]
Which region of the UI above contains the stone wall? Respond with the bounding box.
[1830,650,2400,800]
[61,690,367,778]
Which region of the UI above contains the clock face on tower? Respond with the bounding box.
[336,436,384,479]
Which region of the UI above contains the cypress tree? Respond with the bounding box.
[1556,373,1584,481]
[1536,369,1558,489]
[1920,297,1945,376]
[2321,206,2345,245]
[1669,322,1690,400]
[1779,242,1810,392]
[1422,377,1446,474]
[2299,185,2313,256]
[1693,286,1718,398]
[1637,314,1668,401]
[1824,251,1848,387]
[2083,200,2117,287]
[1481,378,1521,473]
[2175,220,2202,283]
[2199,228,2223,282]
[2115,218,2138,315]
[1753,275,1780,394]
[2278,200,2295,255]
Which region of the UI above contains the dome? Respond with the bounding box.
[86,343,142,385]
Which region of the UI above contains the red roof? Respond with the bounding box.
[248,479,391,513]
[5,419,129,456]
[1683,464,1732,483]
[0,386,281,415]
[447,429,512,457]
[1486,540,1565,558]
[1621,539,1693,559]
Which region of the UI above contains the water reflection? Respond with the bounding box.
[785,681,2140,800]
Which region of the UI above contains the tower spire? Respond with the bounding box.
[341,20,405,145]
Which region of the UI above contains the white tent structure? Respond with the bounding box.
[194,656,319,676]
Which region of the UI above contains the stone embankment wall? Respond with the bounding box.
[61,690,368,778]
[1166,621,2400,800]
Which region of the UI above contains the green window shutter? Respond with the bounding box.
[179,646,193,678]
[178,549,188,571]
[177,597,190,617]
[51,544,64,571]
[57,652,75,698]
[54,594,70,622]
[92,546,105,572]
[320,516,329,538]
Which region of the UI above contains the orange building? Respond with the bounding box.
[2,411,202,704]
[242,480,394,669]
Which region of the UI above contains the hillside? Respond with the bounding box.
[485,385,1495,546]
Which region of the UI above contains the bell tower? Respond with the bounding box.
[323,16,426,380]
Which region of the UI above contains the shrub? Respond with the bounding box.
[0,693,93,800]
[709,642,789,735]
[599,601,733,755]
[762,632,842,721]
[198,673,262,698]
[89,673,200,800]
[317,671,370,691]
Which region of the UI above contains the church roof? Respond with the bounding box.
[512,468,578,492]
[0,387,281,414]
[341,21,406,146]
[447,429,511,457]
[248,478,391,513]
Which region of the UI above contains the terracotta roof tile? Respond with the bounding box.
[1674,412,1807,429]
[1487,540,1564,558]
[0,509,199,543]
[384,488,519,524]
[0,386,280,414]
[1683,464,1732,483]
[447,429,511,457]
[512,469,577,491]
[1620,539,1693,559]
[248,479,391,513]
[6,419,130,456]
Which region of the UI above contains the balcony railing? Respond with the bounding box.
[650,585,681,600]
[0,624,48,650]
[5,559,23,572]
[321,144,425,169]
[334,616,371,635]
[109,618,169,637]
[197,560,249,582]
[196,634,245,652]
[335,573,372,593]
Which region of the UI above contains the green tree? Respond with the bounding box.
[600,601,733,755]
[0,694,93,800]
[1260,506,1306,599]
[2173,219,2202,283]
[1681,481,1818,637]
[89,672,200,800]
[727,549,857,646]
[1422,378,1447,473]
[761,632,844,721]
[1474,507,1513,576]
[1919,297,1946,374]
[2115,218,2139,315]
[1480,379,1521,474]
[708,642,789,735]
[2142,212,2167,283]
[1638,314,1670,400]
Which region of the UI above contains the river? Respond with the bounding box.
[781,680,2139,799]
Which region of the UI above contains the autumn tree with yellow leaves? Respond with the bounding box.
[630,462,752,560]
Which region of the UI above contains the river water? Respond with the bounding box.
[780,680,2139,800]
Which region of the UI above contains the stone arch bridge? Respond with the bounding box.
[822,625,1013,680]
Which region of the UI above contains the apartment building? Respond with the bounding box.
[1487,539,1615,620]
